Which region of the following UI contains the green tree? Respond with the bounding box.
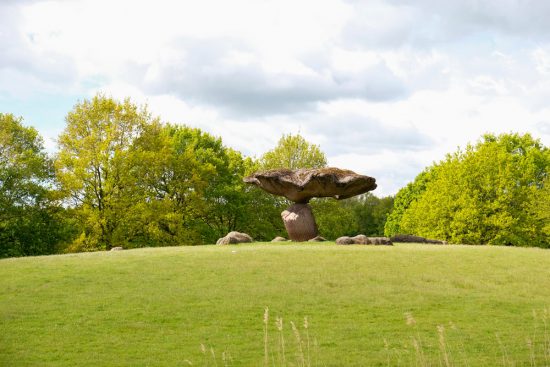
[259,133,327,170]
[389,133,549,246]
[126,124,282,244]
[312,198,358,240]
[384,167,436,237]
[531,177,550,239]
[353,194,394,236]
[0,113,68,257]
[55,95,156,250]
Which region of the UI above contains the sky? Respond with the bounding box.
[1,0,550,196]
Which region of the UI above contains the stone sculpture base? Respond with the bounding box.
[281,203,319,242]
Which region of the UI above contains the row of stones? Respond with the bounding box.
[216,231,393,245]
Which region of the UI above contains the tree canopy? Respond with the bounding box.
[56,95,156,250]
[0,113,67,257]
[386,133,549,247]
[259,133,327,170]
[3,96,549,257]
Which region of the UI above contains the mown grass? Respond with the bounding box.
[2,243,550,366]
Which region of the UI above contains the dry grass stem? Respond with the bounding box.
[438,324,451,367]
[264,307,269,367]
[291,321,305,367]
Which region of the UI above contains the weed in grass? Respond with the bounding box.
[404,312,428,367]
[276,316,286,367]
[196,308,316,367]
[264,306,269,367]
[199,343,230,367]
[437,324,451,367]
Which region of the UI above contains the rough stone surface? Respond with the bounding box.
[281,203,319,241]
[351,234,368,244]
[308,235,327,242]
[368,237,393,245]
[335,236,354,245]
[390,234,447,244]
[110,247,123,251]
[244,167,377,204]
[271,236,287,242]
[336,235,393,245]
[216,231,253,245]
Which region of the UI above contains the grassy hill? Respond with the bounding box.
[2,243,550,366]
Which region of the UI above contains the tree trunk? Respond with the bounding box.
[281,203,319,241]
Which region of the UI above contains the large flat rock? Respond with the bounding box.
[244,167,377,203]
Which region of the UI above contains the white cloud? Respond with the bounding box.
[1,0,549,197]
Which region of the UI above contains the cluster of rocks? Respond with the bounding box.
[390,234,447,244]
[216,233,328,245]
[336,235,393,245]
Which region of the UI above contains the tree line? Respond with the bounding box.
[1,95,548,257]
[384,133,549,247]
[0,95,394,257]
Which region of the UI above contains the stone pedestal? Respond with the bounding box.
[281,203,319,241]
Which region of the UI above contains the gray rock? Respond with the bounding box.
[281,203,319,241]
[244,167,377,203]
[271,236,287,242]
[367,237,393,245]
[390,234,446,244]
[351,234,368,244]
[336,235,393,245]
[110,247,123,251]
[336,236,354,245]
[216,231,253,245]
[308,235,327,242]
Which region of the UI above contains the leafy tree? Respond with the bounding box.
[55,95,156,250]
[127,124,282,244]
[0,113,68,257]
[353,194,394,236]
[531,177,550,239]
[313,194,394,239]
[389,133,549,246]
[384,167,436,237]
[312,198,358,240]
[259,133,327,170]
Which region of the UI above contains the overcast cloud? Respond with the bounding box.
[1,0,549,196]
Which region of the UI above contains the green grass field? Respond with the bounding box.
[2,243,550,366]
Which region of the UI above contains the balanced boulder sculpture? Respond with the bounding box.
[244,167,377,241]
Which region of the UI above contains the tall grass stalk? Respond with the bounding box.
[291,321,305,367]
[437,325,451,367]
[383,338,390,367]
[526,337,535,367]
[496,333,511,367]
[405,312,427,367]
[210,346,218,367]
[276,317,286,367]
[304,317,311,367]
[543,308,549,364]
[264,307,269,367]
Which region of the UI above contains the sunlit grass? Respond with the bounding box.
[2,243,550,365]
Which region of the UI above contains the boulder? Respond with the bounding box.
[244,167,377,204]
[336,236,354,245]
[308,235,327,242]
[390,234,446,244]
[271,236,287,242]
[367,237,393,245]
[110,247,123,251]
[216,231,253,245]
[351,234,369,244]
[336,235,393,245]
[281,203,319,241]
